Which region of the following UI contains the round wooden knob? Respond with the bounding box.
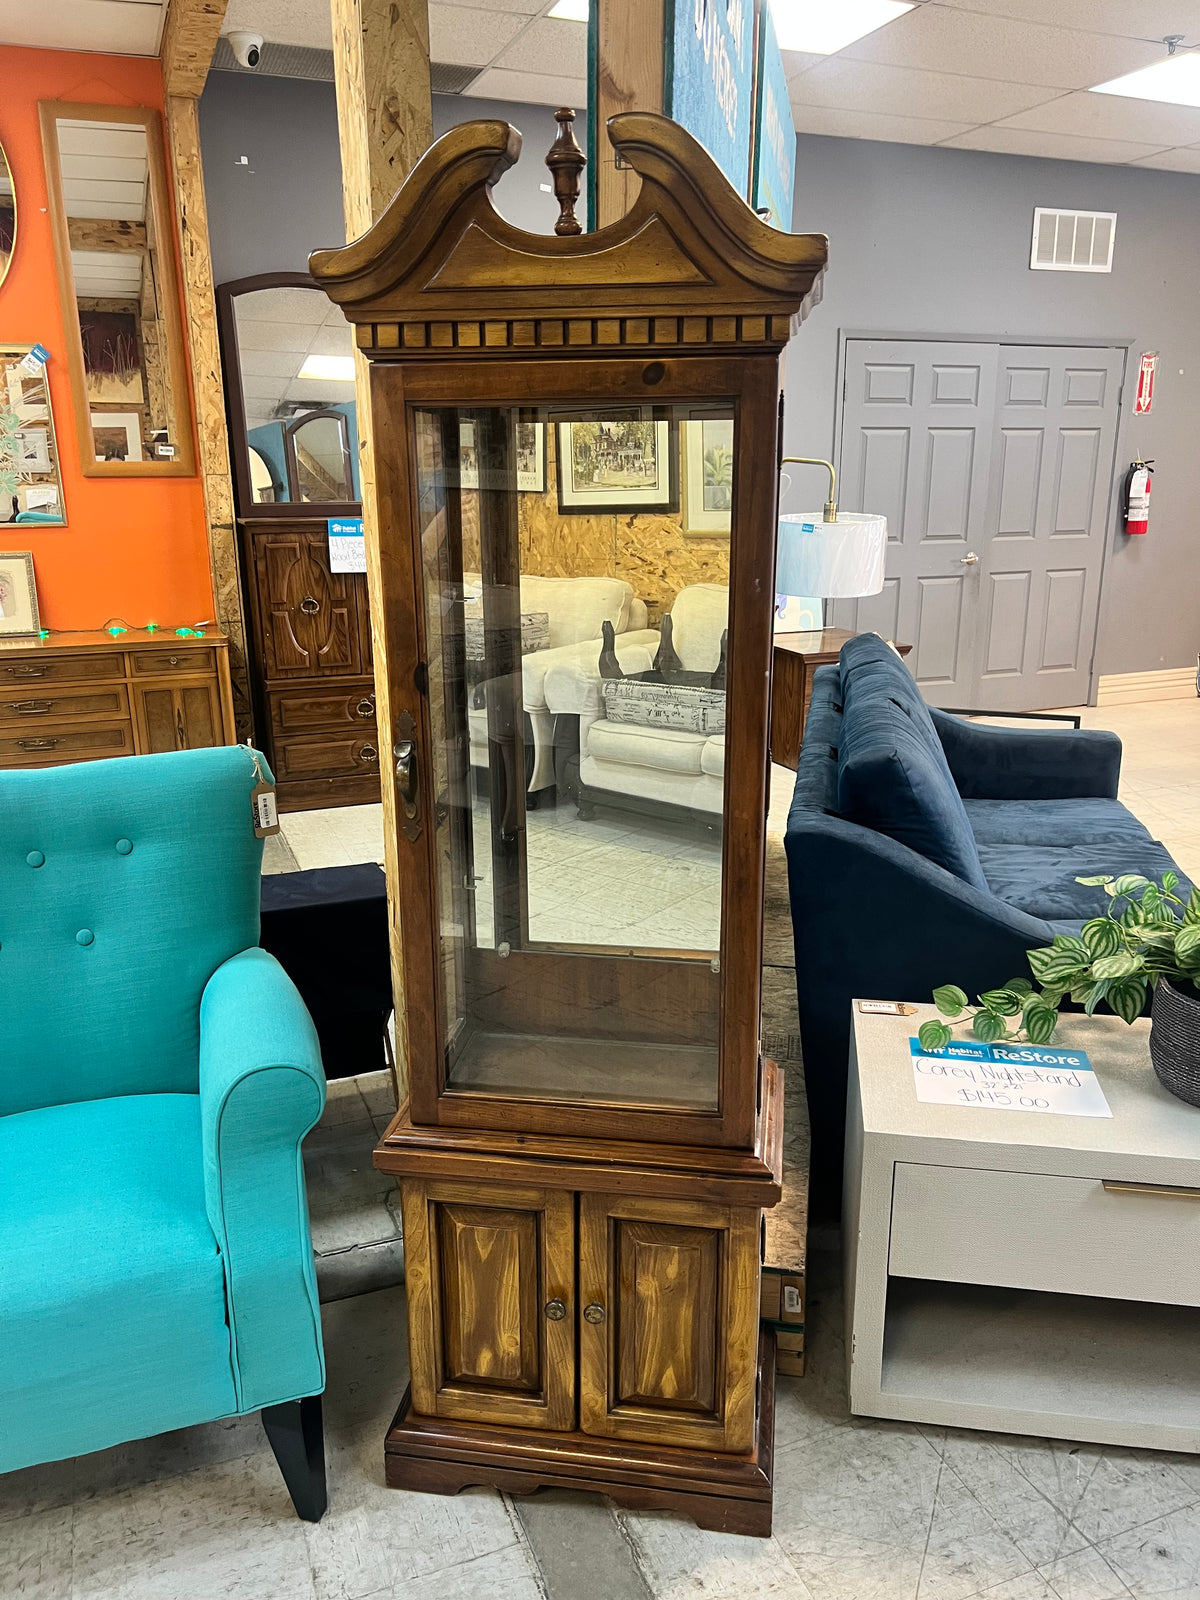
[544,1299,566,1322]
[583,1303,606,1325]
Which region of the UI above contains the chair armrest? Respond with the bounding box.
[541,645,657,716]
[199,947,326,1413]
[930,707,1121,799]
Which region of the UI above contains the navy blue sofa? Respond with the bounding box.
[785,633,1190,1208]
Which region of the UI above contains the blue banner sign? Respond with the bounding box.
[665,0,755,197]
[752,4,795,230]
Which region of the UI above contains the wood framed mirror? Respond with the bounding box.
[0,140,15,292]
[39,102,195,477]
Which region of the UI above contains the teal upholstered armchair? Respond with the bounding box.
[0,746,328,1519]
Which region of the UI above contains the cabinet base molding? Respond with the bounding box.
[384,1330,777,1537]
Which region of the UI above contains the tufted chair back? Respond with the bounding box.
[0,746,265,1117]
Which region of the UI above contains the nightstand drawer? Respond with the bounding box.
[890,1162,1200,1309]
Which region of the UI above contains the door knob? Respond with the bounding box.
[583,1303,606,1325]
[544,1299,566,1321]
[958,552,980,565]
[299,594,321,615]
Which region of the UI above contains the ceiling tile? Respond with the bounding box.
[429,5,528,67]
[309,323,356,357]
[235,322,318,354]
[934,0,1200,43]
[788,58,1059,123]
[435,0,542,10]
[996,90,1200,146]
[938,125,1171,163]
[238,348,304,379]
[493,16,588,78]
[235,286,328,325]
[781,50,826,80]
[1127,146,1200,172]
[462,67,588,107]
[2,0,166,56]
[222,0,331,49]
[840,7,1163,90]
[791,106,974,145]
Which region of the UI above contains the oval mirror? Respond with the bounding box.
[0,141,15,290]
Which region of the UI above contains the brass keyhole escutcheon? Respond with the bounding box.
[583,1303,605,1325]
[544,1299,566,1322]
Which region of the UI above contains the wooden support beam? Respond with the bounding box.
[67,217,147,252]
[593,0,665,227]
[161,0,230,97]
[330,0,433,1104]
[165,93,252,737]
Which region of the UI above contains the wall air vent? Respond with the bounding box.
[430,63,484,95]
[1031,208,1117,273]
[212,39,335,80]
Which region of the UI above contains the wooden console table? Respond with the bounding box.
[0,629,236,768]
[770,629,912,769]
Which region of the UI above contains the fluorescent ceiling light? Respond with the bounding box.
[298,355,356,382]
[548,0,588,20]
[769,0,913,55]
[1091,53,1200,108]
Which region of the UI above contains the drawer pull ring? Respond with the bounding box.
[356,698,374,718]
[11,700,52,715]
[6,665,46,678]
[1102,1180,1200,1201]
[583,1303,606,1325]
[544,1299,566,1322]
[17,737,58,751]
[299,595,321,616]
[359,743,379,763]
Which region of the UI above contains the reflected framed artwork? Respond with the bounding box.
[555,412,676,513]
[681,416,734,537]
[0,551,40,636]
[459,418,545,492]
[91,411,143,463]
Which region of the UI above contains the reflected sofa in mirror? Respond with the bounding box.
[0,346,66,525]
[0,140,15,291]
[216,272,361,516]
[39,102,194,477]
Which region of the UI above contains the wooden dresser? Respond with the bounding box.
[0,630,236,768]
[240,518,381,812]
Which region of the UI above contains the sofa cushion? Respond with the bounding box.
[669,585,729,672]
[965,798,1155,850]
[587,719,708,774]
[700,735,725,779]
[519,575,632,647]
[976,839,1190,921]
[0,1093,236,1472]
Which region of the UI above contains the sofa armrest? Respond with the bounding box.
[199,947,326,1413]
[930,708,1122,800]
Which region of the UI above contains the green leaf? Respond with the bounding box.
[1120,899,1149,929]
[1141,884,1161,911]
[1091,950,1143,981]
[1107,977,1148,1025]
[1175,925,1200,967]
[1082,978,1112,1016]
[1051,934,1090,959]
[1081,918,1123,958]
[1184,888,1200,927]
[918,1019,954,1052]
[1005,977,1034,995]
[980,988,1023,1017]
[972,1009,1009,1043]
[1109,874,1152,899]
[1024,1003,1059,1044]
[1164,871,1180,893]
[932,984,969,1017]
[1028,945,1089,985]
[1076,875,1114,886]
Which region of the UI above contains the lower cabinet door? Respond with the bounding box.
[578,1193,761,1452]
[133,682,223,752]
[401,1179,575,1431]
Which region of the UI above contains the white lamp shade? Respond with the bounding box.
[776,512,887,600]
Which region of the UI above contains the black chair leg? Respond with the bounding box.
[262,1394,328,1522]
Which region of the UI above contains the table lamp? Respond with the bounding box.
[776,457,887,615]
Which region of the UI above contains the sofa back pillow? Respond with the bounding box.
[669,584,729,672]
[520,575,632,647]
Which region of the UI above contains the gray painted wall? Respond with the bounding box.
[198,75,581,284]
[785,134,1200,678]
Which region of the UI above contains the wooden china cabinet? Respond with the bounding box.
[311,110,826,1534]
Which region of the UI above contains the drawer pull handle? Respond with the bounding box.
[299,595,321,616]
[5,665,47,678]
[1102,1180,1200,1201]
[359,743,379,763]
[169,655,179,666]
[544,1299,566,1322]
[17,737,58,751]
[356,697,375,718]
[10,700,52,715]
[583,1302,606,1325]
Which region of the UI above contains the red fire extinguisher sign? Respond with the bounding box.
[1134,352,1158,415]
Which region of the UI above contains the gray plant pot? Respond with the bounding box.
[1149,978,1200,1107]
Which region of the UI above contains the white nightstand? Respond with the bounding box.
[845,1004,1200,1453]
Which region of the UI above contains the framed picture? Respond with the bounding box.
[91,411,143,464]
[458,419,546,492]
[0,551,40,636]
[15,427,51,474]
[681,416,734,536]
[0,345,66,526]
[555,412,677,514]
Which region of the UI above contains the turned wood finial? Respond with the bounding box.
[546,107,586,236]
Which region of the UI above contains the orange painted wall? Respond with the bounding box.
[0,46,214,631]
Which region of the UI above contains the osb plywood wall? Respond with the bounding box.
[460,427,729,612]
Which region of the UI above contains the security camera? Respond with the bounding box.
[227,31,264,69]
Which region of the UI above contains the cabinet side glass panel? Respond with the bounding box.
[415,403,733,1113]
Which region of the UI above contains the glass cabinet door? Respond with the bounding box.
[402,388,760,1137]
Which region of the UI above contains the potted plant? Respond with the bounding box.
[921,872,1200,1105]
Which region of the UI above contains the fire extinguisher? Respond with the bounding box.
[1123,456,1154,535]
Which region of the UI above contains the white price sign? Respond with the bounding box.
[909,1038,1112,1118]
[328,517,366,574]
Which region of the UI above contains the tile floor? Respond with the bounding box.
[6,697,1199,1598]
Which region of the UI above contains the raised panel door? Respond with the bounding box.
[578,1192,761,1451]
[253,529,363,680]
[400,1179,575,1430]
[133,682,222,753]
